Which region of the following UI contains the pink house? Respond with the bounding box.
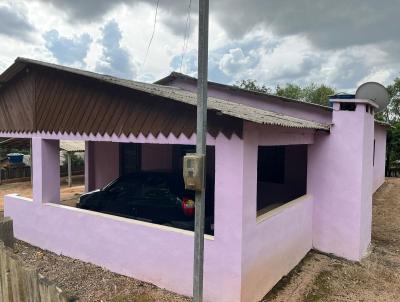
[0,58,387,302]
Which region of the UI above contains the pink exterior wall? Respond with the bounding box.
[165,78,332,124]
[141,144,173,171]
[1,99,384,301]
[4,134,244,302]
[87,141,120,190]
[239,122,314,302]
[308,101,374,261]
[4,126,317,302]
[373,124,387,191]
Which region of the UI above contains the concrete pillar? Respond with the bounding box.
[32,138,60,204]
[308,99,375,260]
[212,134,245,302]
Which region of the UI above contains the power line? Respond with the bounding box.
[179,0,193,73]
[142,0,160,70]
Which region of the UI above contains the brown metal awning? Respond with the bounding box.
[0,58,330,138]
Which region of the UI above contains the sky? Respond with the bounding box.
[0,0,399,92]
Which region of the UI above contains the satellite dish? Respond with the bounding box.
[355,82,389,113]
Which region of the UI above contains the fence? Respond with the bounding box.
[0,218,78,302]
[0,167,84,184]
[0,166,31,184]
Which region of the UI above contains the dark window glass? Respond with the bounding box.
[258,146,285,183]
[340,103,356,111]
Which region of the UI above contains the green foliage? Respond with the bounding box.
[276,83,335,106]
[386,122,400,176]
[276,83,303,100]
[237,80,335,106]
[61,152,84,169]
[302,84,336,106]
[376,77,400,175]
[234,79,271,94]
[378,77,400,123]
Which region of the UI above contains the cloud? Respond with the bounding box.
[170,49,197,76]
[43,30,92,65]
[219,48,257,76]
[37,1,400,49]
[37,0,123,22]
[3,0,400,92]
[38,0,194,34]
[212,0,400,50]
[0,5,34,41]
[96,20,137,79]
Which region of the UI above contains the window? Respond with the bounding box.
[373,139,376,166]
[340,103,356,111]
[258,146,285,183]
[89,143,216,235]
[257,145,307,216]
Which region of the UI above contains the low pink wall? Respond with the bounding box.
[240,122,314,302]
[373,124,387,192]
[242,196,313,302]
[5,133,245,302]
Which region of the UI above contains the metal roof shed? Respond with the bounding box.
[60,141,85,187]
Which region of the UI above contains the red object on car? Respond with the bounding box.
[182,198,195,217]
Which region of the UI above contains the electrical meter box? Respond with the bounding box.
[183,153,204,191]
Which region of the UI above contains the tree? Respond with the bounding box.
[275,84,303,100]
[302,84,335,106]
[237,79,335,106]
[376,77,400,176]
[234,79,271,94]
[377,77,400,123]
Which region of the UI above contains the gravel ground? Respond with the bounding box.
[14,240,190,302]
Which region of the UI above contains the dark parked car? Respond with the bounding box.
[77,171,214,234]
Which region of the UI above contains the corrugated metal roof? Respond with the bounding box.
[375,119,392,128]
[155,72,333,112]
[60,141,85,152]
[0,138,84,152]
[0,58,331,131]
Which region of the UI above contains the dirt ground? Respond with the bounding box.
[264,178,400,302]
[0,175,85,211]
[3,178,400,301]
[15,240,190,302]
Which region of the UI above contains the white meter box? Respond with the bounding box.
[183,153,204,191]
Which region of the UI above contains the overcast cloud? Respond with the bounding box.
[43,30,92,65]
[0,0,399,90]
[96,20,137,79]
[0,4,34,41]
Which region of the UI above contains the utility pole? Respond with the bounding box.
[193,0,209,301]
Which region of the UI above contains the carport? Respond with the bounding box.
[0,58,348,302]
